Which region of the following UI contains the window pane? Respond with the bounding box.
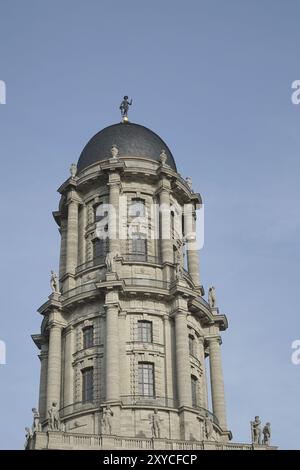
[138,321,152,343]
[93,238,107,262]
[129,199,145,217]
[138,362,155,397]
[83,326,93,349]
[82,368,93,402]
[132,234,147,261]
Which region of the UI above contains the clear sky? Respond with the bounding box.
[0,0,299,450]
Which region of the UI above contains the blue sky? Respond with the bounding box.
[0,0,299,449]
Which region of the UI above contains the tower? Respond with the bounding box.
[28,106,273,450]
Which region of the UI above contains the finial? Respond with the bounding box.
[120,95,132,122]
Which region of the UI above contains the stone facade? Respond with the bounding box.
[29,122,275,450]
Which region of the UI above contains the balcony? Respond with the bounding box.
[61,282,98,302]
[120,395,178,408]
[123,277,170,290]
[75,256,105,274]
[29,430,274,450]
[121,253,162,264]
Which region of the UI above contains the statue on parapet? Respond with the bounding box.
[204,414,214,440]
[50,270,60,294]
[110,144,119,159]
[105,251,120,273]
[149,409,162,438]
[70,163,77,178]
[101,405,113,435]
[262,422,271,446]
[208,286,216,308]
[48,402,61,431]
[159,149,168,165]
[32,407,41,432]
[25,427,33,448]
[186,177,192,190]
[251,416,262,444]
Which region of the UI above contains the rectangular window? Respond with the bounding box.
[95,203,108,222]
[93,238,107,262]
[82,367,93,403]
[189,335,194,356]
[83,326,94,349]
[129,198,145,217]
[132,234,147,261]
[138,321,153,343]
[191,375,198,407]
[138,362,155,397]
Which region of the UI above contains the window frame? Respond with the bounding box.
[82,367,94,403]
[83,325,94,349]
[137,320,153,343]
[129,198,145,218]
[138,362,155,397]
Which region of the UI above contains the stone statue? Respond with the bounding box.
[105,251,119,273]
[48,402,61,431]
[119,95,132,120]
[32,408,41,432]
[251,416,262,444]
[70,163,77,178]
[25,427,32,448]
[262,422,271,446]
[149,409,161,438]
[186,177,192,189]
[101,405,113,435]
[208,286,216,308]
[159,149,167,165]
[50,270,60,294]
[175,249,184,280]
[204,414,214,440]
[110,144,119,159]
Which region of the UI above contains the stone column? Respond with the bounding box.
[185,205,200,286]
[59,218,67,280]
[108,174,120,255]
[46,323,63,413]
[208,336,227,429]
[66,196,79,275]
[198,337,208,409]
[38,342,48,421]
[63,326,74,411]
[78,205,87,267]
[159,187,173,264]
[163,315,174,403]
[174,311,192,407]
[105,304,120,401]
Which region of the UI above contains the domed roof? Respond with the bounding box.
[77,122,176,172]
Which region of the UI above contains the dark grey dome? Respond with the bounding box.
[77,122,176,172]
